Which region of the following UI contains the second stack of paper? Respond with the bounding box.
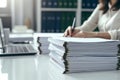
[48,37,120,73]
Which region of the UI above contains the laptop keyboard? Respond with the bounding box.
[6,44,36,54]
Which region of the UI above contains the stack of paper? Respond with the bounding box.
[37,37,50,54]
[34,33,63,54]
[118,54,120,70]
[48,37,120,73]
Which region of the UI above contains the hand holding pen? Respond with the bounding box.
[64,17,80,37]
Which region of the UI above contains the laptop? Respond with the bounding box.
[0,18,37,56]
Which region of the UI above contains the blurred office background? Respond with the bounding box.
[0,0,98,33]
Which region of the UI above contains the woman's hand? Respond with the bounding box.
[64,26,80,37]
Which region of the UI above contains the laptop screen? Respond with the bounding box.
[0,18,6,52]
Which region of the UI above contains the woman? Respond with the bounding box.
[64,0,120,40]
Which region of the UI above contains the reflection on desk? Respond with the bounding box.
[0,56,38,80]
[0,55,120,80]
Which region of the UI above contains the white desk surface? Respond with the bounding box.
[0,33,120,80]
[0,55,120,80]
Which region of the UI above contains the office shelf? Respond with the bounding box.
[41,8,77,12]
[36,0,98,32]
[82,9,94,12]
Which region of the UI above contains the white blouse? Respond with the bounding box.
[78,4,120,40]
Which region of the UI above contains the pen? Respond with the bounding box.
[63,17,76,37]
[71,17,76,33]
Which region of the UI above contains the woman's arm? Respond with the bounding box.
[77,4,100,32]
[72,31,111,39]
[64,4,100,37]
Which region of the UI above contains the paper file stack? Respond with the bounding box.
[37,37,50,54]
[34,33,63,54]
[48,37,120,73]
[118,44,120,70]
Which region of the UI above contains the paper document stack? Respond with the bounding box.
[35,33,63,54]
[37,37,50,54]
[48,37,120,73]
